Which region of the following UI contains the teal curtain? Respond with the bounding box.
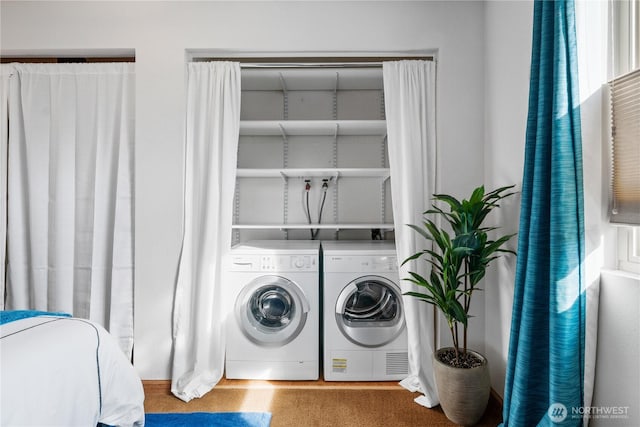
[502,1,585,426]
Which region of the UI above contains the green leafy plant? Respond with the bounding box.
[402,185,517,365]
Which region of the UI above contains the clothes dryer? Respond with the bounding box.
[322,240,408,381]
[225,240,320,380]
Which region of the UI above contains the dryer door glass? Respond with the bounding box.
[343,279,398,322]
[335,275,405,348]
[236,275,309,347]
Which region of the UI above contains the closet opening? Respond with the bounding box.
[230,58,433,243]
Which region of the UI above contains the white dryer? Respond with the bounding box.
[322,240,408,381]
[225,240,320,380]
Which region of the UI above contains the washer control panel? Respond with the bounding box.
[230,254,318,272]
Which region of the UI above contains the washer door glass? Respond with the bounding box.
[335,275,405,348]
[236,275,309,347]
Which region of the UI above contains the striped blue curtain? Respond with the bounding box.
[502,1,585,426]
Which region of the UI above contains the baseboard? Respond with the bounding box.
[488,388,504,422]
[490,388,504,406]
[143,378,404,392]
[142,380,171,395]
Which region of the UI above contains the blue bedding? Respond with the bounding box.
[0,310,71,325]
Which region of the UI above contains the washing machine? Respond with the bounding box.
[225,240,320,380]
[322,240,409,381]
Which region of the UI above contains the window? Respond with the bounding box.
[618,227,640,274]
[608,68,640,225]
[611,0,639,75]
[609,0,639,273]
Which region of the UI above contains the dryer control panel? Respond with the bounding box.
[324,255,398,273]
[230,254,318,272]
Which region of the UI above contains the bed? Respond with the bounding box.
[0,311,145,426]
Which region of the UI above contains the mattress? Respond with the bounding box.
[0,313,145,426]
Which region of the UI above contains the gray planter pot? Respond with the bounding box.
[433,347,490,426]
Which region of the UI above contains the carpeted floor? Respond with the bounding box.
[143,379,502,427]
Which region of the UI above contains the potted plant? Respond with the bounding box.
[402,185,516,426]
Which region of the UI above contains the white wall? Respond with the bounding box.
[483,0,533,398]
[1,0,486,379]
[592,270,640,426]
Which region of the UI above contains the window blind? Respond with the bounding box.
[609,68,640,225]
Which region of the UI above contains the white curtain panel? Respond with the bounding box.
[6,63,135,358]
[0,65,12,309]
[383,60,439,407]
[171,62,241,402]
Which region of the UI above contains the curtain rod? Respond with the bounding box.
[196,56,434,68]
[0,57,135,64]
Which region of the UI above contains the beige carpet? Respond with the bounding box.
[143,379,502,426]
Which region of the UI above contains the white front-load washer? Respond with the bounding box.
[322,240,408,381]
[225,240,320,380]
